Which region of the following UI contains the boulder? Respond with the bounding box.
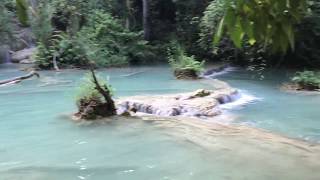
[174,69,199,79]
[20,58,36,64]
[11,47,36,63]
[75,98,116,120]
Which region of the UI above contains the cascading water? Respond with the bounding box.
[219,91,260,109]
[0,46,11,64]
[4,50,11,64]
[202,66,237,78]
[202,66,259,109]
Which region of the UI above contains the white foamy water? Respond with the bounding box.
[202,66,238,78]
[219,90,261,110]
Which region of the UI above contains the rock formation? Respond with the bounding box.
[74,69,117,120]
[11,47,36,64]
[117,81,239,118]
[174,69,199,79]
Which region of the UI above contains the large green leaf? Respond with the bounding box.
[213,16,225,45]
[16,0,29,26]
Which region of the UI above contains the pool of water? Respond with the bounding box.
[0,64,320,180]
[217,69,320,143]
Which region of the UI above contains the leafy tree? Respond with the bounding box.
[289,0,320,67]
[16,0,29,26]
[0,4,14,45]
[30,1,54,47]
[214,0,309,53]
[78,10,153,66]
[199,0,225,57]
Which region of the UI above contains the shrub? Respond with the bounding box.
[16,0,29,26]
[30,1,54,46]
[168,42,204,73]
[76,72,114,106]
[78,10,153,67]
[4,0,15,12]
[34,9,154,69]
[198,0,224,55]
[214,0,308,53]
[75,70,116,119]
[35,32,90,69]
[292,71,320,90]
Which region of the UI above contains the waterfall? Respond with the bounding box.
[202,66,237,78]
[217,91,242,104]
[4,50,11,64]
[219,91,260,110]
[0,46,11,64]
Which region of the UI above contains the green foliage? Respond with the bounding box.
[47,0,119,32]
[16,0,29,26]
[292,71,320,89]
[30,1,54,46]
[33,4,154,69]
[199,0,224,53]
[34,42,51,68]
[35,32,90,69]
[215,0,309,53]
[174,0,210,56]
[168,42,204,73]
[78,10,153,67]
[4,0,15,11]
[290,0,320,66]
[0,4,14,45]
[76,72,114,106]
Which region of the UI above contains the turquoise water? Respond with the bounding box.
[217,69,320,143]
[1,64,320,180]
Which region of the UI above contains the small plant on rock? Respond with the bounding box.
[75,68,116,120]
[291,71,320,90]
[168,42,205,79]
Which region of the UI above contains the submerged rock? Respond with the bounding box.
[73,69,117,121]
[281,83,320,95]
[174,69,199,79]
[74,98,116,120]
[117,82,238,118]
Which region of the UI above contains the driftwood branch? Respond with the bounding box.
[0,71,40,85]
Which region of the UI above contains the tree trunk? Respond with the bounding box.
[52,53,60,71]
[125,0,131,29]
[90,68,117,115]
[75,68,117,120]
[142,0,151,41]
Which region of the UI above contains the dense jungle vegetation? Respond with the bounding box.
[1,0,320,72]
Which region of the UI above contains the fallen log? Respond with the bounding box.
[0,71,40,86]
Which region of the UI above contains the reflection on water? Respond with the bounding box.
[0,65,320,180]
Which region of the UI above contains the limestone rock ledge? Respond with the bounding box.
[117,84,238,118]
[11,47,36,63]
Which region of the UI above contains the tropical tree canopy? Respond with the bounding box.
[214,0,309,53]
